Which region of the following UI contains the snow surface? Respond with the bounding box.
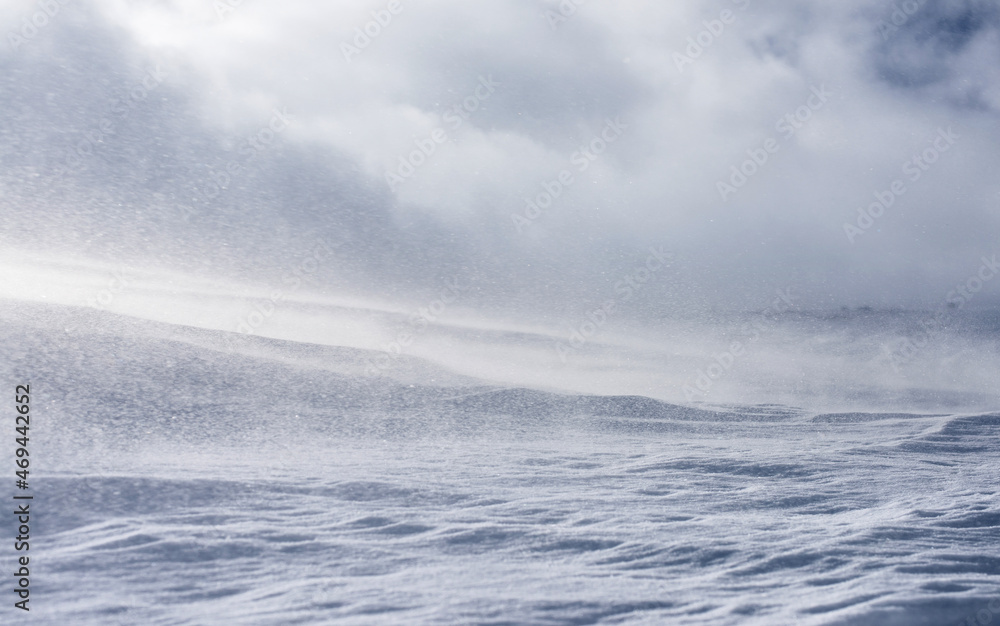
[3,300,999,625]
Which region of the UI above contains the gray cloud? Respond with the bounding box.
[0,0,998,326]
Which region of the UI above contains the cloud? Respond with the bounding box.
[1,0,998,326]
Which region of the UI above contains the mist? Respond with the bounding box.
[2,0,998,324]
[2,3,1000,623]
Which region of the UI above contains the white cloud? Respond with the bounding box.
[2,0,999,313]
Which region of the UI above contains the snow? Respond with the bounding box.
[2,300,998,625]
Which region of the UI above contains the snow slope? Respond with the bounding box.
[2,300,998,625]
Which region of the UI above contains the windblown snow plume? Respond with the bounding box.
[1,0,999,624]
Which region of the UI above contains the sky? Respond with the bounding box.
[1,0,999,329]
